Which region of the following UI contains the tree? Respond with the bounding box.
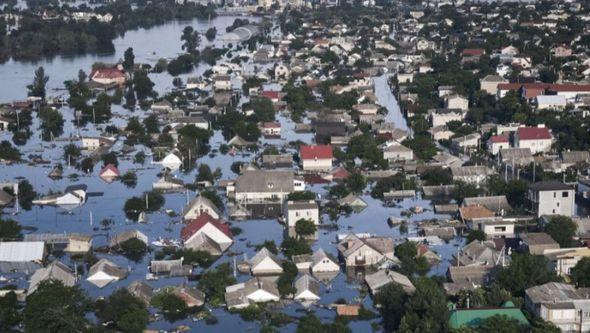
[476,314,525,333]
[25,280,90,332]
[92,92,112,122]
[102,151,118,167]
[395,241,430,276]
[143,114,159,134]
[0,140,20,160]
[571,257,590,287]
[181,26,200,53]
[281,236,311,257]
[496,253,559,296]
[0,218,22,240]
[397,277,449,333]
[345,172,366,193]
[28,66,49,98]
[117,238,148,262]
[133,70,155,100]
[375,283,409,332]
[198,263,236,306]
[544,215,577,247]
[123,47,135,72]
[466,230,486,243]
[0,291,22,331]
[196,163,214,183]
[38,107,64,141]
[205,27,217,41]
[151,290,189,322]
[18,179,36,211]
[255,241,279,255]
[277,261,297,297]
[295,219,316,237]
[95,289,148,332]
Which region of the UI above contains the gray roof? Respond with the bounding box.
[365,269,415,294]
[562,151,590,164]
[337,234,394,258]
[529,181,573,192]
[28,260,76,295]
[454,240,501,266]
[127,280,154,304]
[526,282,590,304]
[447,265,492,284]
[463,196,512,213]
[0,242,45,262]
[294,274,321,299]
[235,170,294,193]
[109,230,147,247]
[249,247,282,268]
[150,258,183,273]
[287,200,317,211]
[451,166,496,178]
[519,232,559,246]
[88,258,127,279]
[225,277,279,308]
[310,248,337,267]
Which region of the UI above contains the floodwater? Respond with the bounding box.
[0,14,463,332]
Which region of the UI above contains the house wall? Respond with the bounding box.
[480,223,515,238]
[430,112,464,127]
[532,189,575,217]
[185,223,232,252]
[344,244,384,267]
[183,204,220,220]
[488,141,510,155]
[383,149,413,161]
[302,158,332,171]
[516,138,552,154]
[287,208,319,227]
[252,257,283,275]
[311,259,340,273]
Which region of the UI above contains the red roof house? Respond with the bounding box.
[515,126,553,154]
[261,90,280,102]
[89,67,127,85]
[181,213,233,254]
[99,164,120,182]
[300,145,334,171]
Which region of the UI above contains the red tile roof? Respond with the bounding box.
[300,145,333,160]
[181,212,232,241]
[261,91,280,100]
[489,135,509,143]
[90,67,125,80]
[99,164,120,176]
[462,48,485,56]
[517,127,552,141]
[331,166,351,180]
[263,122,281,128]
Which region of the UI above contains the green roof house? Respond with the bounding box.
[448,301,530,329]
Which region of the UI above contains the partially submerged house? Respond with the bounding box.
[225,277,280,309]
[87,258,127,288]
[337,234,394,267]
[181,213,233,255]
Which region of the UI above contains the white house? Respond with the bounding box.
[249,248,283,275]
[230,170,305,203]
[56,185,87,206]
[428,108,466,127]
[294,274,321,302]
[515,126,553,154]
[160,151,183,169]
[213,75,232,91]
[182,195,222,220]
[285,200,319,227]
[382,141,413,161]
[528,181,575,217]
[225,277,280,309]
[181,213,233,255]
[487,135,510,155]
[300,145,333,171]
[543,247,590,277]
[87,258,127,288]
[535,95,567,111]
[310,248,340,273]
[445,95,469,111]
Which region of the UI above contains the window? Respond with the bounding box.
[554,192,556,198]
[563,191,569,197]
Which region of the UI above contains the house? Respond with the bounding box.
[525,282,590,332]
[552,45,572,58]
[87,258,127,288]
[519,232,560,255]
[99,164,120,183]
[300,145,333,171]
[160,151,183,169]
[338,194,368,209]
[109,230,148,248]
[453,240,504,267]
[528,181,575,217]
[445,95,469,111]
[562,151,590,169]
[228,135,257,147]
[260,91,280,103]
[336,304,361,317]
[487,135,510,155]
[173,285,206,308]
[81,137,113,151]
[275,64,290,80]
[448,301,529,330]
[382,141,413,161]
[285,200,319,227]
[213,75,232,91]
[225,277,280,309]
[152,176,184,190]
[182,195,222,220]
[364,269,415,294]
[310,248,340,273]
[0,241,46,273]
[181,213,233,255]
[28,260,76,295]
[294,274,321,302]
[452,133,481,151]
[127,280,154,305]
[480,75,507,95]
[262,154,293,169]
[230,170,305,203]
[500,45,519,56]
[500,148,534,167]
[515,126,553,154]
[263,122,281,137]
[23,233,91,254]
[89,66,126,85]
[0,189,14,207]
[543,247,590,276]
[428,108,466,127]
[463,196,512,215]
[150,258,191,276]
[249,247,283,275]
[444,265,493,295]
[337,234,394,267]
[56,184,87,206]
[353,103,380,115]
[536,95,567,111]
[450,166,496,186]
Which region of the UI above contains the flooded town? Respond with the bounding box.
[0,0,590,332]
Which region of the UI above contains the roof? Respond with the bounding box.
[28,260,76,295]
[287,200,317,211]
[261,91,280,100]
[263,122,281,128]
[448,301,530,329]
[249,247,281,268]
[295,274,321,298]
[462,48,485,56]
[183,195,221,219]
[529,180,573,192]
[517,127,552,140]
[336,304,361,316]
[525,282,590,304]
[337,234,393,258]
[519,232,559,246]
[99,164,120,176]
[235,170,294,193]
[536,95,566,105]
[365,269,415,294]
[488,135,509,143]
[181,212,232,241]
[88,258,127,279]
[459,205,495,220]
[90,67,125,79]
[300,145,333,160]
[463,196,512,213]
[0,242,45,262]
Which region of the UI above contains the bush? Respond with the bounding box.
[151,291,189,322]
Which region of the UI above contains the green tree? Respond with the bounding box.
[0,291,22,331]
[151,290,189,322]
[123,47,135,72]
[345,172,366,193]
[28,66,49,98]
[91,92,112,122]
[196,163,214,183]
[0,218,22,240]
[25,280,90,332]
[295,218,316,237]
[181,26,200,53]
[18,179,36,211]
[398,277,449,333]
[374,283,409,332]
[95,288,148,333]
[466,230,486,243]
[496,253,559,296]
[0,140,20,160]
[277,261,297,297]
[198,263,236,307]
[544,215,577,247]
[205,27,217,41]
[281,236,311,257]
[571,257,590,287]
[102,151,118,167]
[133,70,155,100]
[476,314,525,333]
[38,107,64,141]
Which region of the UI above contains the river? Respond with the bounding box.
[0,15,258,102]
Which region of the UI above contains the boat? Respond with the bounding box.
[151,237,181,248]
[138,212,148,224]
